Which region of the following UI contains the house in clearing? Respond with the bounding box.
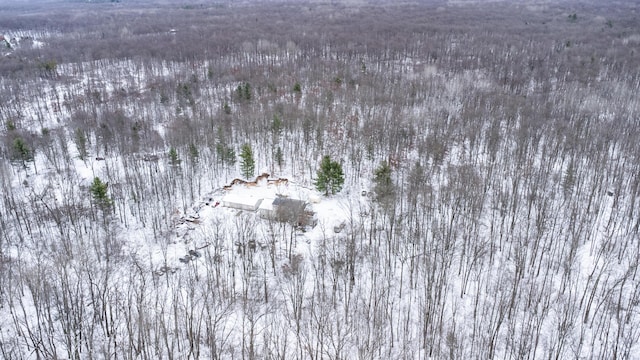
[222,194,263,211]
[222,193,316,227]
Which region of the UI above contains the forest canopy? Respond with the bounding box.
[0,1,639,359]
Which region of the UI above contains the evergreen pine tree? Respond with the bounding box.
[236,84,243,100]
[243,83,251,100]
[315,155,344,196]
[216,142,236,166]
[12,138,33,166]
[90,177,111,208]
[275,146,284,171]
[168,147,180,166]
[240,143,255,179]
[188,143,199,163]
[374,161,395,207]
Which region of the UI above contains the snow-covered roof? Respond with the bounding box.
[258,198,275,212]
[222,194,263,210]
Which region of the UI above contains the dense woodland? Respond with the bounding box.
[1,0,640,359]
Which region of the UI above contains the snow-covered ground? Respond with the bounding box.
[1,10,640,358]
